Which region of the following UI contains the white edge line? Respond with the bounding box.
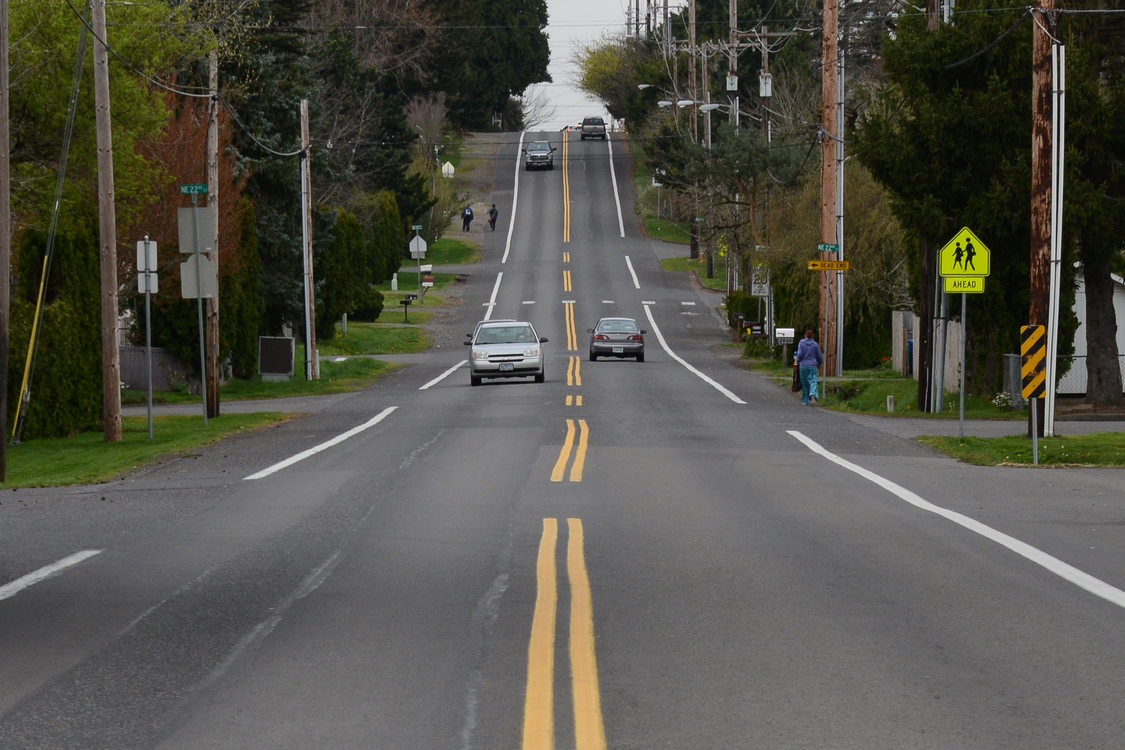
[607,134,625,238]
[502,132,525,264]
[642,304,746,405]
[244,406,398,480]
[0,549,104,601]
[420,360,467,391]
[624,255,640,289]
[787,429,1125,610]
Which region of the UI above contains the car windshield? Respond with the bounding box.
[598,320,638,333]
[476,326,537,344]
[528,142,550,153]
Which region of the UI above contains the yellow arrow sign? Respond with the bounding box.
[807,259,850,271]
[939,227,990,277]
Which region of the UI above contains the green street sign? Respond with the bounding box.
[411,224,423,231]
[817,242,839,253]
[180,184,208,195]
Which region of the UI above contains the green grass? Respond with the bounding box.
[660,255,727,291]
[918,433,1125,467]
[3,413,293,487]
[426,237,478,265]
[320,322,429,355]
[123,355,396,405]
[645,216,691,244]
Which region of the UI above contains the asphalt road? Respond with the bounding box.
[2,131,1125,749]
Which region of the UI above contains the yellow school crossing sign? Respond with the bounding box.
[939,226,990,293]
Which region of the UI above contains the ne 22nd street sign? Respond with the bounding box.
[180,183,208,195]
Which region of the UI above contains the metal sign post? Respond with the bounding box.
[137,235,158,439]
[181,183,209,425]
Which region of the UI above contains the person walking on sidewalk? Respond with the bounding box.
[461,205,474,231]
[794,327,823,405]
[487,204,498,231]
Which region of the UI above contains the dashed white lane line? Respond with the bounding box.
[420,361,466,390]
[244,407,398,480]
[642,304,746,405]
[788,429,1125,610]
[624,256,640,289]
[0,550,104,602]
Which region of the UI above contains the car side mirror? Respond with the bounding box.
[539,337,548,343]
[551,147,557,153]
[463,340,471,345]
[586,328,594,333]
[640,329,648,334]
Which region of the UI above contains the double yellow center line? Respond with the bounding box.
[550,418,588,482]
[522,518,607,750]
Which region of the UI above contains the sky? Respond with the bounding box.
[522,0,631,131]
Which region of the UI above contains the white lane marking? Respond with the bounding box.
[681,301,696,306]
[502,132,526,264]
[601,300,615,305]
[624,255,640,289]
[642,300,656,305]
[481,272,504,314]
[244,407,398,480]
[420,361,466,391]
[787,430,1125,610]
[522,300,536,305]
[193,551,342,696]
[642,305,746,405]
[0,550,104,601]
[606,134,625,238]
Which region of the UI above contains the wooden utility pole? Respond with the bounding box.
[205,50,220,417]
[92,0,121,442]
[819,0,839,376]
[729,0,738,127]
[1,0,10,478]
[1028,0,1055,435]
[300,100,318,379]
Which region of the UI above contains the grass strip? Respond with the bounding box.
[3,413,294,487]
[918,432,1125,467]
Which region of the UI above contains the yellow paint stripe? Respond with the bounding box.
[522,519,558,750]
[572,355,582,387]
[576,395,583,407]
[564,303,577,351]
[551,419,576,482]
[567,518,607,750]
[569,419,589,483]
[562,136,570,243]
[564,269,572,292]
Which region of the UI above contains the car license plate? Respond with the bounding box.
[612,346,624,354]
[499,362,514,371]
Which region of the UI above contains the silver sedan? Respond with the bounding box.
[588,317,646,362]
[465,321,547,386]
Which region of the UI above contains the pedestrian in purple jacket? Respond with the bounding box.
[794,327,823,405]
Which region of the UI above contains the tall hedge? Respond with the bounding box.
[8,226,102,439]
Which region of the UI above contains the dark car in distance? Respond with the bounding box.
[588,317,646,362]
[580,116,607,140]
[523,141,556,170]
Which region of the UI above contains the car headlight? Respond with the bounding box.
[523,347,541,357]
[471,349,489,360]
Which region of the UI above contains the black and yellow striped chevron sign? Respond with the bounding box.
[1020,325,1047,399]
